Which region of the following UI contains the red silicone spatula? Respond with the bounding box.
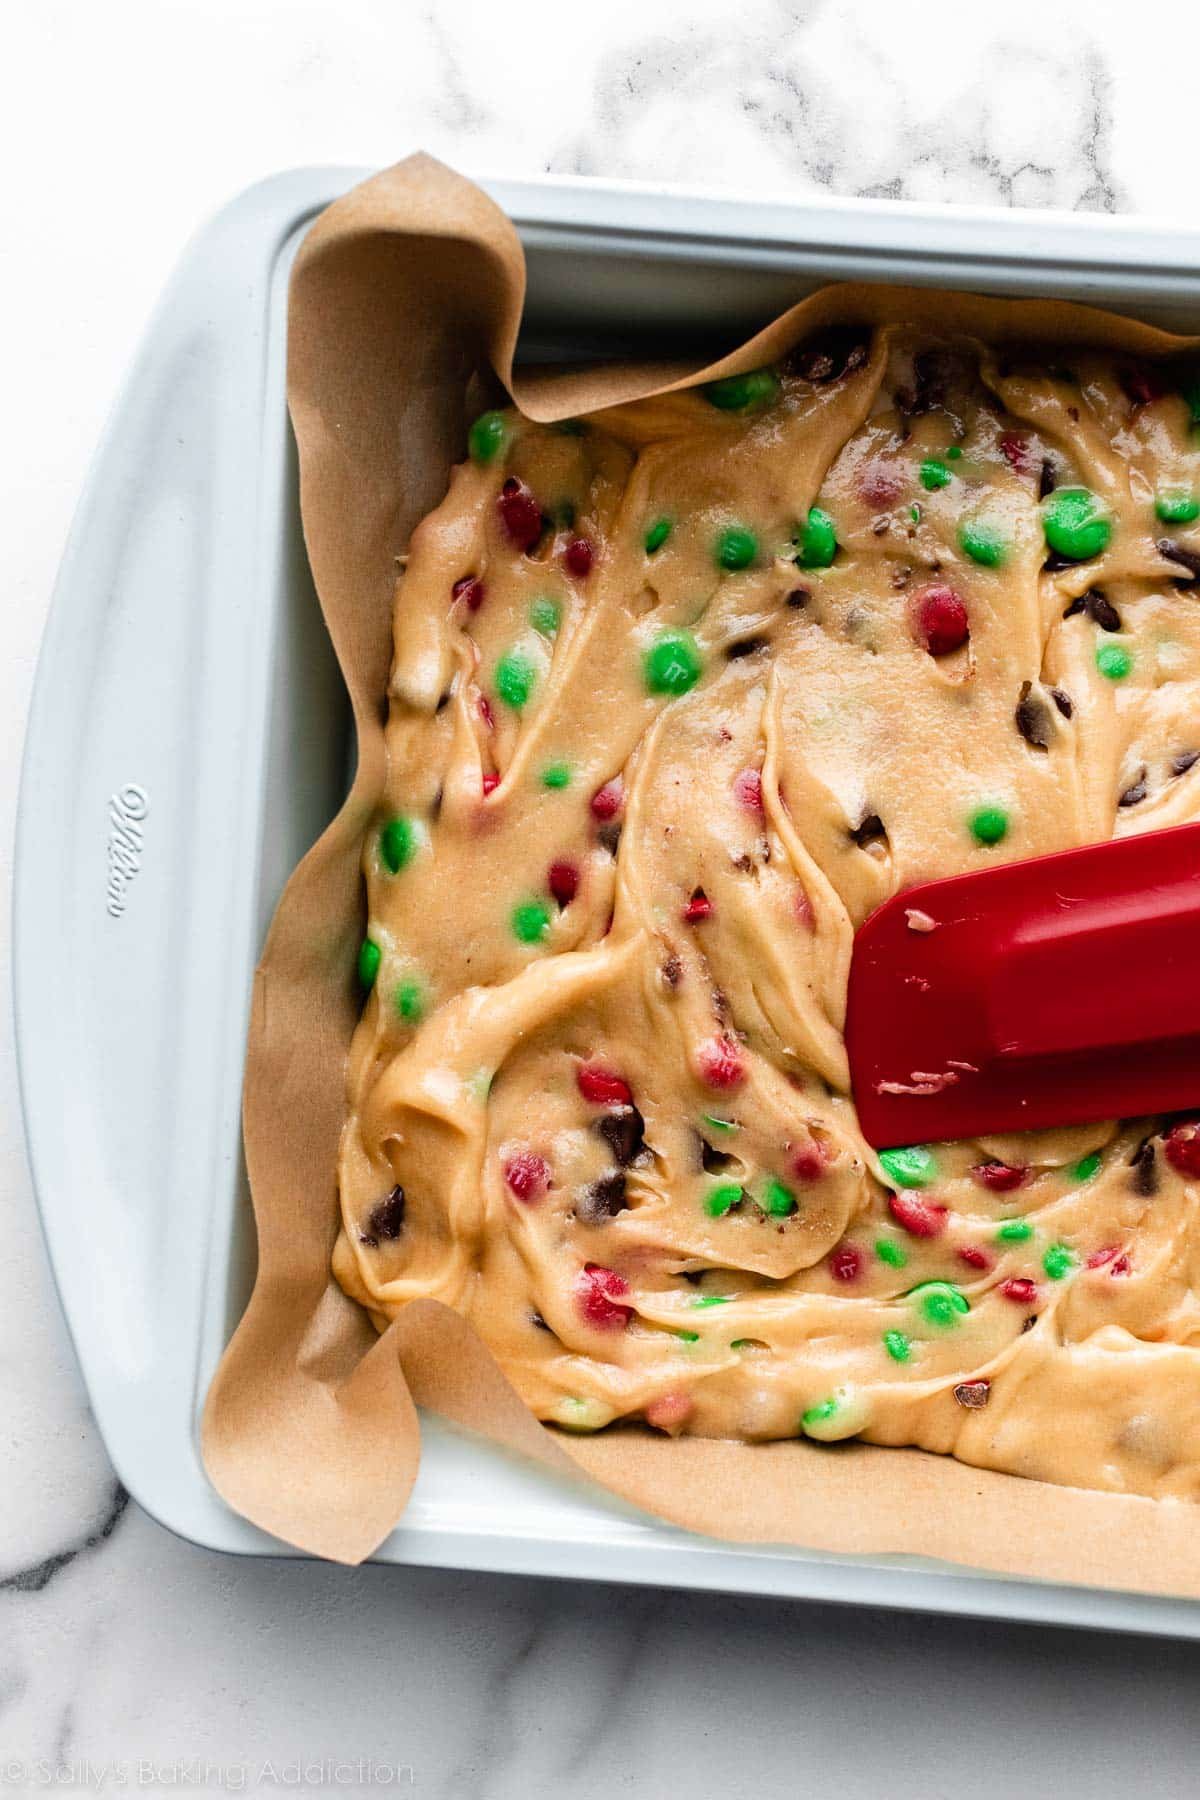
[845,821,1200,1148]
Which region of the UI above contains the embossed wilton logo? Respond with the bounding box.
[106,783,149,917]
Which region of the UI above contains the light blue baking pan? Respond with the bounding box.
[16,163,1200,1632]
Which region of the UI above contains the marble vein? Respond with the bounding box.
[0,1481,129,1596]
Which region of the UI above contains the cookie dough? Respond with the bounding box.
[334,322,1200,1499]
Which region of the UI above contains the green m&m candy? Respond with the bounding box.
[703,1113,738,1133]
[970,804,1009,847]
[879,1145,937,1189]
[716,525,758,570]
[875,1237,908,1269]
[540,762,571,790]
[704,1183,744,1217]
[555,1396,610,1432]
[380,816,417,874]
[801,1394,841,1432]
[705,368,781,412]
[1042,487,1112,561]
[920,458,952,491]
[643,630,703,696]
[644,516,673,554]
[883,1329,912,1363]
[958,517,1007,567]
[800,1385,868,1441]
[1155,490,1200,524]
[794,506,838,568]
[995,1218,1034,1244]
[357,938,382,988]
[468,409,507,465]
[529,594,561,635]
[1043,1243,1077,1280]
[511,900,551,944]
[910,1280,969,1329]
[394,976,425,1024]
[1073,1151,1102,1181]
[1095,642,1131,681]
[760,1178,797,1217]
[496,650,536,710]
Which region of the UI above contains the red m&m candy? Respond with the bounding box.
[1164,1121,1200,1177]
[452,574,485,611]
[829,1243,862,1282]
[548,861,579,906]
[564,537,593,578]
[576,1263,634,1329]
[577,1064,634,1106]
[504,1151,550,1202]
[972,1160,1028,1192]
[888,1191,947,1238]
[590,780,624,821]
[498,478,543,550]
[911,584,969,656]
[696,1037,745,1090]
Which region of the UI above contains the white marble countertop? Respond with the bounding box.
[7,1,1200,1793]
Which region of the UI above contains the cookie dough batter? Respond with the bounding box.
[334,321,1200,1499]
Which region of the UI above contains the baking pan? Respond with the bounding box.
[17,163,1200,1632]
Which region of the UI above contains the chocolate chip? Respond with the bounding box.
[1157,538,1200,579]
[1130,1136,1160,1197]
[1118,770,1148,808]
[1172,749,1200,777]
[871,517,890,536]
[1043,550,1076,573]
[727,635,770,659]
[787,328,869,383]
[797,350,835,381]
[360,1184,405,1246]
[1039,458,1057,499]
[953,1379,991,1409]
[1050,686,1074,718]
[579,1172,628,1221]
[1021,1314,1038,1333]
[890,565,912,590]
[597,822,622,856]
[1089,591,1122,632]
[850,812,887,849]
[895,347,961,418]
[661,953,683,990]
[1063,587,1120,631]
[596,1105,645,1167]
[1015,682,1053,750]
[786,586,811,609]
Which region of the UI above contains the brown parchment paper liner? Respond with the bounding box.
[203,153,1200,1588]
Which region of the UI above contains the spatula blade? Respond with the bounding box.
[845,821,1200,1149]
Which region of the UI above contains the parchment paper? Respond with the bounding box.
[202,153,1200,1590]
